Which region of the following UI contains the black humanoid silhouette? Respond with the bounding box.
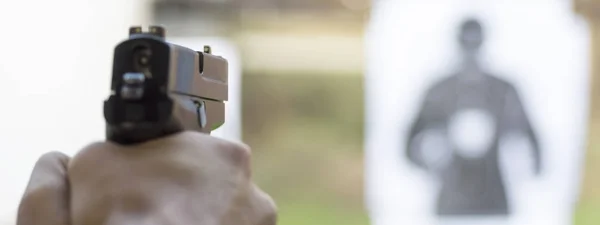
[404,18,542,216]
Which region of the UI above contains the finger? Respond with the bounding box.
[249,184,278,225]
[216,139,277,225]
[169,132,275,225]
[17,151,71,225]
[155,131,253,177]
[220,183,277,225]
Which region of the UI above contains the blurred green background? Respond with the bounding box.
[574,1,600,224]
[155,0,600,224]
[243,73,367,225]
[155,0,371,223]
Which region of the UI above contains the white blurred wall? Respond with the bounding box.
[0,0,153,223]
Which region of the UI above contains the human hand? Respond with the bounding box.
[17,131,276,225]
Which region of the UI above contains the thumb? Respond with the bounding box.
[17,152,71,225]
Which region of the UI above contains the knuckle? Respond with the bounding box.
[69,142,111,165]
[37,151,69,166]
[261,211,278,225]
[30,152,70,182]
[257,194,278,225]
[250,185,277,225]
[68,142,116,179]
[233,142,252,162]
[218,140,252,168]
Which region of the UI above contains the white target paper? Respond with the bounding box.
[364,0,590,225]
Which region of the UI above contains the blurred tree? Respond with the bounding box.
[153,0,240,36]
[242,73,368,225]
[152,0,370,36]
[152,1,370,224]
[154,0,369,11]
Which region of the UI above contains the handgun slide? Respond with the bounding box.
[104,26,228,145]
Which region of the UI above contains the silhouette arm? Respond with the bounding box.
[504,86,541,174]
[405,90,445,170]
[406,110,428,169]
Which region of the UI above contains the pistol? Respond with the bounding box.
[103,26,228,145]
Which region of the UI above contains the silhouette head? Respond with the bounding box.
[458,18,485,52]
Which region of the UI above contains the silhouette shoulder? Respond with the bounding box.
[485,73,517,93]
[423,75,456,99]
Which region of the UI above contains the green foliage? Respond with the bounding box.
[575,203,600,225]
[241,72,600,225]
[277,199,370,225]
[242,73,367,225]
